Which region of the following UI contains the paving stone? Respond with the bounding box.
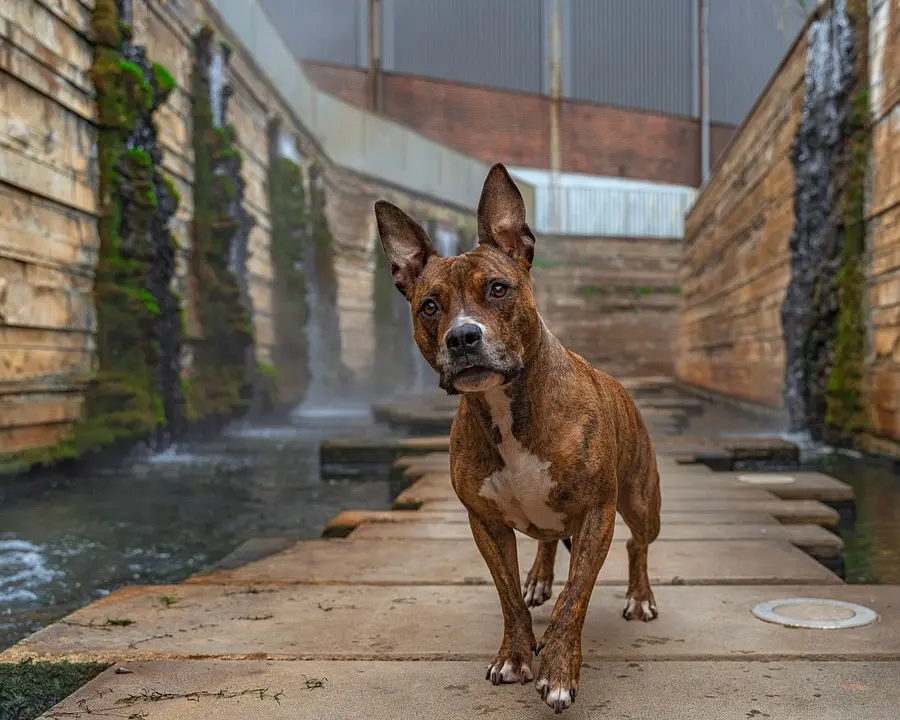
[6,585,893,664]
[322,509,787,537]
[36,659,900,720]
[347,520,843,553]
[184,538,841,587]
[417,499,840,525]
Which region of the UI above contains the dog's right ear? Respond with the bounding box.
[374,200,437,301]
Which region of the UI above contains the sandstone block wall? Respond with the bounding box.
[676,25,808,407]
[534,236,682,378]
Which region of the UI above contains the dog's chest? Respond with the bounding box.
[477,391,566,534]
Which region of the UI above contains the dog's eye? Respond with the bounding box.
[489,282,509,298]
[420,300,439,317]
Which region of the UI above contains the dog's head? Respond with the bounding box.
[375,163,541,395]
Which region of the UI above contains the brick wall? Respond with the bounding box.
[533,236,682,379]
[676,25,807,407]
[305,62,737,188]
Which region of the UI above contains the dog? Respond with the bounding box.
[374,163,661,713]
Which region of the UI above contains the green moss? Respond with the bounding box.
[163,175,182,208]
[118,60,143,81]
[0,660,108,720]
[124,147,152,168]
[89,0,120,47]
[152,61,176,98]
[186,25,255,421]
[267,122,311,405]
[826,5,870,444]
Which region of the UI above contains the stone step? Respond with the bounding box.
[35,659,900,719]
[322,509,801,538]
[417,498,840,526]
[347,520,843,554]
[6,585,892,665]
[184,538,841,587]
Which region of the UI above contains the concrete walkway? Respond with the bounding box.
[3,407,899,718]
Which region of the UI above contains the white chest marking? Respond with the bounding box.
[477,389,566,534]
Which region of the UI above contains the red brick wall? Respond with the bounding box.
[304,61,737,187]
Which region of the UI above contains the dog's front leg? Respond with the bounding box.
[467,509,536,685]
[536,503,616,713]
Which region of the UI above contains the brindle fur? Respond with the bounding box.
[374,163,661,714]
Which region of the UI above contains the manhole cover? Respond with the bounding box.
[737,473,797,485]
[751,598,878,629]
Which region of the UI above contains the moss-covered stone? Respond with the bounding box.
[186,25,255,421]
[266,118,310,406]
[0,660,108,720]
[826,2,870,445]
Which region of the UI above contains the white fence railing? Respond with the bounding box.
[508,168,697,238]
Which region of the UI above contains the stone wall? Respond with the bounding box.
[678,0,900,450]
[676,21,808,407]
[866,0,900,448]
[0,0,474,458]
[534,236,682,379]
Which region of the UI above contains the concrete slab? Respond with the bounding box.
[37,659,900,719]
[347,520,843,553]
[417,499,840,525]
[322,510,785,538]
[8,585,894,664]
[185,538,841,587]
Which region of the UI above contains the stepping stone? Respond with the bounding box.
[320,436,450,465]
[35,659,900,719]
[347,520,843,554]
[7,585,893,664]
[185,538,841,587]
[322,509,787,537]
[417,498,840,526]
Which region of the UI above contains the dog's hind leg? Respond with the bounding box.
[617,452,661,622]
[523,541,557,608]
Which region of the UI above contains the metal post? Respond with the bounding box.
[549,0,562,232]
[700,0,710,183]
[367,0,382,112]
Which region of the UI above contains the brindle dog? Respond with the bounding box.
[374,163,661,713]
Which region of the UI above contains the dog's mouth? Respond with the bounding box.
[449,363,505,393]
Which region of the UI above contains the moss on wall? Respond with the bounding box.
[266,118,310,406]
[826,1,870,444]
[24,0,185,464]
[0,660,108,720]
[186,25,254,421]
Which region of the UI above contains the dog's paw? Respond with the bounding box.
[535,639,580,713]
[523,578,553,608]
[485,654,534,686]
[623,592,659,622]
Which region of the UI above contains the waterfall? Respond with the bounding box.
[209,50,225,128]
[781,0,856,439]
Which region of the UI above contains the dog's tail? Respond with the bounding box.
[562,538,572,552]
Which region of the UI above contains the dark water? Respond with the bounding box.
[809,453,900,585]
[0,413,397,651]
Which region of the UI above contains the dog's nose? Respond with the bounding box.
[446,323,483,354]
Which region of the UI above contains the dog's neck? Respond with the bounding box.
[465,317,567,445]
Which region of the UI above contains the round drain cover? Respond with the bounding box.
[737,473,797,485]
[752,598,878,629]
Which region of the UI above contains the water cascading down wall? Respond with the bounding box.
[48,0,186,460]
[29,5,271,466]
[781,0,869,447]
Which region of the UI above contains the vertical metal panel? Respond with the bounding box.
[260,0,364,66]
[709,0,808,125]
[569,0,694,116]
[387,0,544,94]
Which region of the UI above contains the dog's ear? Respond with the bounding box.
[374,200,438,300]
[477,163,536,268]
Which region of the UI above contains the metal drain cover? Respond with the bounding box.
[737,473,797,485]
[752,598,878,629]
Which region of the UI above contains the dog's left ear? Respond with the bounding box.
[374,200,437,301]
[477,163,536,268]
